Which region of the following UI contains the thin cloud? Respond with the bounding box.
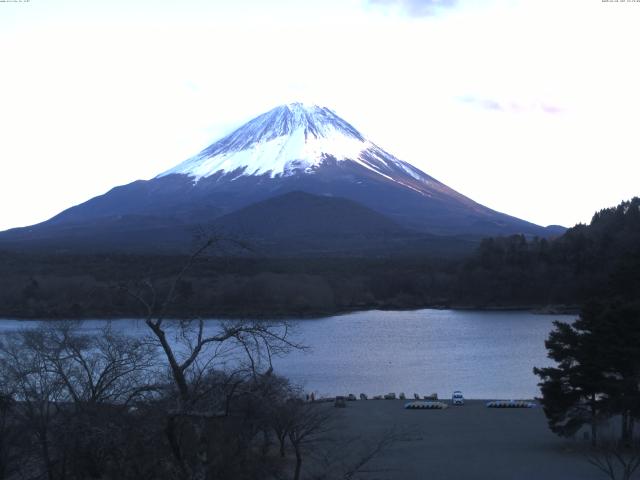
[368,0,458,16]
[459,95,565,115]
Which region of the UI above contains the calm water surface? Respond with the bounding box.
[0,309,575,399]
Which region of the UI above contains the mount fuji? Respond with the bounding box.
[0,103,562,254]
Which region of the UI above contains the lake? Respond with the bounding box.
[0,309,575,399]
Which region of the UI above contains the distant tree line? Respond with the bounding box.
[457,197,640,307]
[0,197,638,318]
[0,254,458,319]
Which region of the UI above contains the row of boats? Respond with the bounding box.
[404,400,536,410]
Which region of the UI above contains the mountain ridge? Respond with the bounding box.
[0,102,564,254]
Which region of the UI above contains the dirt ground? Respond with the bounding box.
[325,399,605,480]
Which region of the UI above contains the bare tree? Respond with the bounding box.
[123,236,305,479]
[586,438,640,480]
[271,399,295,459]
[31,321,158,408]
[0,322,160,480]
[341,432,398,480]
[0,392,18,480]
[310,428,402,480]
[282,401,334,480]
[0,330,67,480]
[125,238,302,406]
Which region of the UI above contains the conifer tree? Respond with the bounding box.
[535,301,640,445]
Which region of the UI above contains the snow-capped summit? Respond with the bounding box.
[158,102,425,183]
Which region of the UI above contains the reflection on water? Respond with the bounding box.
[0,309,574,399]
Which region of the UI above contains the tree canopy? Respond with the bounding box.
[535,300,640,445]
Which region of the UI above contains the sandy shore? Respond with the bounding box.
[326,399,602,480]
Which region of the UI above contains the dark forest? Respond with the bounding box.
[1,198,638,319]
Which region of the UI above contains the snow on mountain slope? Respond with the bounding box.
[158,102,428,186]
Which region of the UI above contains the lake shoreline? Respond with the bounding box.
[0,303,580,322]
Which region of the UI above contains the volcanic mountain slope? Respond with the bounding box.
[211,191,483,256]
[0,103,561,254]
[211,191,404,255]
[214,191,405,238]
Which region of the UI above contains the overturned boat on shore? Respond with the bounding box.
[486,400,536,408]
[404,401,448,410]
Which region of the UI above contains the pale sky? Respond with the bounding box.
[1,0,639,231]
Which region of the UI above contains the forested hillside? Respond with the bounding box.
[0,198,637,318]
[456,197,640,307]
